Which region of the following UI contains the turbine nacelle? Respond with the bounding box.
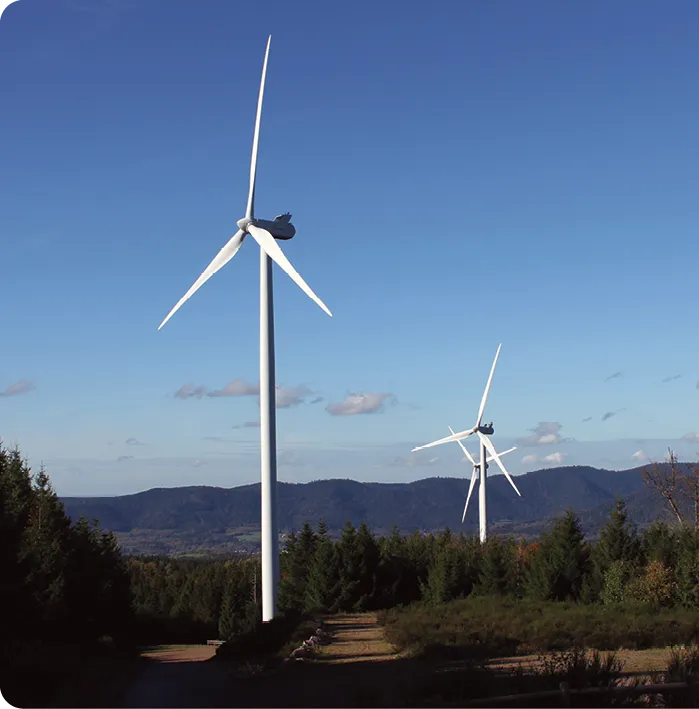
[236,214,296,241]
[478,423,494,435]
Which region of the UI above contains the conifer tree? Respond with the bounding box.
[524,510,589,601]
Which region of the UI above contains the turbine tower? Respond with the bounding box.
[157,36,331,621]
[412,344,521,543]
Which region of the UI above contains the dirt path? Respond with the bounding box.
[116,644,231,708]
[315,612,401,664]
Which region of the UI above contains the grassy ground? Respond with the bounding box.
[42,613,694,708]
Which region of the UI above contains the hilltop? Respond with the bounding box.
[58,463,680,555]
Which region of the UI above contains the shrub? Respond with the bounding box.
[382,596,699,659]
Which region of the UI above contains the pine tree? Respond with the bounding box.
[477,537,516,596]
[305,536,340,612]
[587,498,640,602]
[524,510,589,602]
[354,522,380,610]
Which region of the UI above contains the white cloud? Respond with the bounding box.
[517,422,568,447]
[326,392,394,416]
[522,454,538,464]
[208,379,259,398]
[0,379,35,397]
[631,450,648,461]
[543,452,565,464]
[682,433,699,442]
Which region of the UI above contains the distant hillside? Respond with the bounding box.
[59,464,679,555]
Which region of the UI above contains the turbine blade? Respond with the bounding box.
[485,446,517,463]
[411,428,474,452]
[246,35,271,219]
[449,425,476,466]
[478,432,521,497]
[462,466,478,524]
[158,230,245,330]
[247,224,332,317]
[476,343,502,427]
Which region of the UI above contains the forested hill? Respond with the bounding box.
[59,464,675,551]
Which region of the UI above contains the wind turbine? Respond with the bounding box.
[447,426,518,543]
[157,36,332,622]
[411,344,521,543]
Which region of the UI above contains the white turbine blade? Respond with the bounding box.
[486,446,516,463]
[462,466,478,523]
[158,230,245,330]
[411,427,474,452]
[247,224,332,317]
[476,343,502,427]
[478,432,521,497]
[246,35,271,219]
[449,426,476,466]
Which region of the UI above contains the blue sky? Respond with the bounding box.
[1,0,698,496]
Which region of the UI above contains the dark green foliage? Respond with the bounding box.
[476,537,517,596]
[0,444,135,707]
[126,555,261,644]
[524,510,590,602]
[586,498,640,602]
[383,595,699,659]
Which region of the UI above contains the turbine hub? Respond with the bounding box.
[237,217,253,232]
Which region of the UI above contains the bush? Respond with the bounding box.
[382,596,699,659]
[538,647,624,690]
[214,610,316,665]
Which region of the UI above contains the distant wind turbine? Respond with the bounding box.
[157,36,332,621]
[412,344,521,542]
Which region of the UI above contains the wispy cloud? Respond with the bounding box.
[392,452,440,467]
[602,407,626,422]
[125,437,146,446]
[275,385,313,409]
[116,455,134,462]
[605,371,622,382]
[543,452,565,464]
[202,436,234,443]
[327,392,395,416]
[631,450,648,461]
[582,416,593,423]
[682,433,699,443]
[231,421,260,430]
[522,454,538,464]
[517,422,568,447]
[310,396,324,405]
[174,384,207,399]
[208,379,259,398]
[662,374,682,383]
[0,379,35,397]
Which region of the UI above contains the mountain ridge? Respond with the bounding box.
[58,464,681,554]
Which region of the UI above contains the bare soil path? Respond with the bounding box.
[116,644,231,709]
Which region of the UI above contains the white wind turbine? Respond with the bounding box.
[157,36,331,622]
[447,426,517,543]
[412,344,521,543]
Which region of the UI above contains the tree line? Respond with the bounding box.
[5,439,699,704]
